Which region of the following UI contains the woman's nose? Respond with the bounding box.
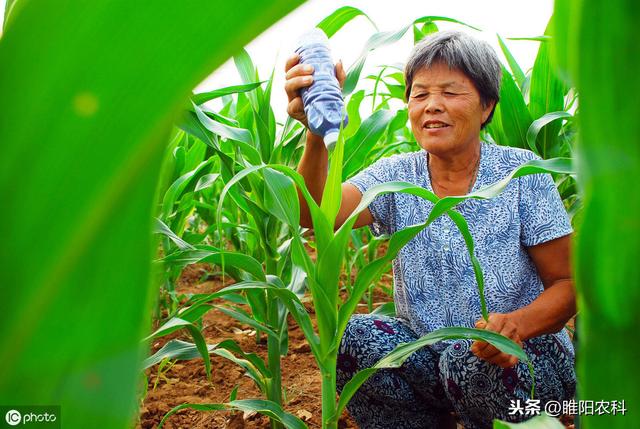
[424,94,444,113]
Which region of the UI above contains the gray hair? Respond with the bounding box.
[404,31,502,128]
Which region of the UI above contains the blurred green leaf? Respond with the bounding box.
[0,2,302,427]
[556,0,640,423]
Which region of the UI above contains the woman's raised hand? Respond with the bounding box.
[284,53,346,129]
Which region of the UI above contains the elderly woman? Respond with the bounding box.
[284,31,576,429]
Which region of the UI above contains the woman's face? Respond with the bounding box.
[408,62,495,157]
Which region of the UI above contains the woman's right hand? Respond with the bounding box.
[284,53,346,129]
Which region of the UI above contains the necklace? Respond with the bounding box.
[427,148,481,196]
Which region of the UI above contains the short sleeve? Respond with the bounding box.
[518,157,573,246]
[346,155,396,236]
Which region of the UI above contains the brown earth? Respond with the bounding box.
[137,262,575,429]
[137,263,381,429]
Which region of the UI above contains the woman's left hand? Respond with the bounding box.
[471,312,524,368]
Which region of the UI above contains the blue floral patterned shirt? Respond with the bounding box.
[347,141,574,355]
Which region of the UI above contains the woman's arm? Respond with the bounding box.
[471,234,576,367]
[511,233,576,341]
[284,54,373,230]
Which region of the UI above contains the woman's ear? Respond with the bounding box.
[481,100,496,124]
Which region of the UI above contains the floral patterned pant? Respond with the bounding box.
[336,314,576,429]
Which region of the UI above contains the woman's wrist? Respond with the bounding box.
[306,130,325,150]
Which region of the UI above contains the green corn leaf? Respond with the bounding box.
[526,111,572,153]
[337,222,429,342]
[497,66,532,150]
[233,48,263,109]
[317,5,378,38]
[371,65,391,112]
[486,102,509,147]
[493,413,564,428]
[161,159,214,219]
[448,210,488,319]
[229,385,239,402]
[192,101,254,146]
[384,108,409,144]
[334,326,532,422]
[509,36,551,42]
[161,247,266,282]
[194,173,220,192]
[2,0,20,30]
[529,21,568,159]
[343,28,410,95]
[412,24,424,44]
[154,218,195,251]
[320,127,346,228]
[497,34,526,89]
[158,399,307,429]
[183,138,207,173]
[212,342,269,393]
[203,108,241,127]
[342,109,395,180]
[336,160,573,343]
[213,305,279,340]
[343,89,365,140]
[371,301,395,316]
[144,318,211,379]
[192,81,265,105]
[142,339,218,370]
[413,21,439,43]
[173,303,215,324]
[263,167,301,228]
[413,15,481,31]
[218,163,333,254]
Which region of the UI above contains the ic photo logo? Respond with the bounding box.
[2,406,59,428]
[5,410,20,426]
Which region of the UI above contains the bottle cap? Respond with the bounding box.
[324,131,339,150]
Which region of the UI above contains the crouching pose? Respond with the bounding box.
[284,30,576,429]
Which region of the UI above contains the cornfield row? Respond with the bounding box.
[0,1,637,429]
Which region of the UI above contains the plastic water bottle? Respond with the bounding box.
[295,29,348,150]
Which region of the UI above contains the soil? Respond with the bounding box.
[137,262,575,429]
[137,263,373,429]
